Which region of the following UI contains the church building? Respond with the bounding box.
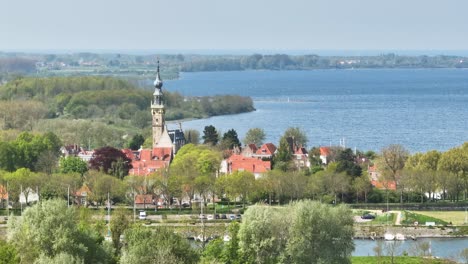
[125,61,185,176]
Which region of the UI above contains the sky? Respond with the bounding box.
[1,0,468,53]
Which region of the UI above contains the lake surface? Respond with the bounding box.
[354,238,467,262]
[165,69,468,152]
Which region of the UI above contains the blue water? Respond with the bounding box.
[354,238,467,262]
[164,69,468,152]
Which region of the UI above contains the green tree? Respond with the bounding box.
[243,128,266,146]
[221,129,241,150]
[0,240,19,264]
[127,134,145,150]
[60,156,88,176]
[285,201,354,264]
[202,125,219,146]
[7,199,112,264]
[120,226,199,264]
[283,127,308,147]
[184,129,200,145]
[274,136,292,171]
[110,208,129,251]
[0,142,16,172]
[376,144,409,203]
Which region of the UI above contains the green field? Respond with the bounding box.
[402,211,449,226]
[416,211,468,226]
[352,256,457,264]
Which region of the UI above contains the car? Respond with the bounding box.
[214,214,220,219]
[361,214,376,220]
[229,215,236,220]
[139,211,147,220]
[220,214,227,219]
[207,214,214,220]
[199,214,207,220]
[236,214,242,220]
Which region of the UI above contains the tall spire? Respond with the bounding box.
[154,59,163,89]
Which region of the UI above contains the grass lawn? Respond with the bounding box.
[402,211,448,226]
[352,256,456,264]
[416,211,468,226]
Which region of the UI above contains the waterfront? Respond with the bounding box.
[354,238,468,262]
[165,69,468,152]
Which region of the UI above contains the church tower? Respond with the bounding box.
[151,61,165,148]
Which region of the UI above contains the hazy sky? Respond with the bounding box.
[1,0,468,52]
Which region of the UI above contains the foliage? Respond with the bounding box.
[238,201,354,264]
[89,146,132,177]
[0,131,62,172]
[7,199,112,264]
[184,129,200,145]
[0,240,19,264]
[283,127,308,147]
[401,211,448,226]
[127,134,145,150]
[243,128,265,146]
[285,201,354,264]
[120,225,199,264]
[110,208,130,251]
[202,125,219,146]
[60,156,88,176]
[221,129,241,150]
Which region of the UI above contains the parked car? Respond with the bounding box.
[207,214,214,220]
[139,211,147,220]
[199,214,207,220]
[229,215,236,220]
[236,214,242,220]
[214,214,220,219]
[361,214,376,220]
[221,214,227,219]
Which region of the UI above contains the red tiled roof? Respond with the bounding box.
[228,155,271,174]
[122,148,135,160]
[74,185,91,197]
[371,180,396,190]
[130,160,168,176]
[135,194,153,204]
[294,147,308,155]
[320,147,330,156]
[140,149,152,161]
[246,144,258,152]
[152,147,173,161]
[256,143,277,155]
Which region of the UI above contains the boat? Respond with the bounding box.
[384,233,395,240]
[395,233,406,241]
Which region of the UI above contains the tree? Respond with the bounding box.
[0,240,19,264]
[438,144,467,201]
[238,201,354,264]
[86,171,126,206]
[274,136,293,171]
[7,199,112,264]
[110,208,129,251]
[285,201,354,263]
[376,144,409,203]
[89,146,132,177]
[335,148,362,177]
[120,226,199,264]
[243,128,265,146]
[221,129,241,150]
[202,125,219,146]
[0,142,16,172]
[60,156,88,176]
[127,134,145,150]
[283,127,308,147]
[184,129,200,145]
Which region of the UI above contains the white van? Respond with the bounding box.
[139,211,147,220]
